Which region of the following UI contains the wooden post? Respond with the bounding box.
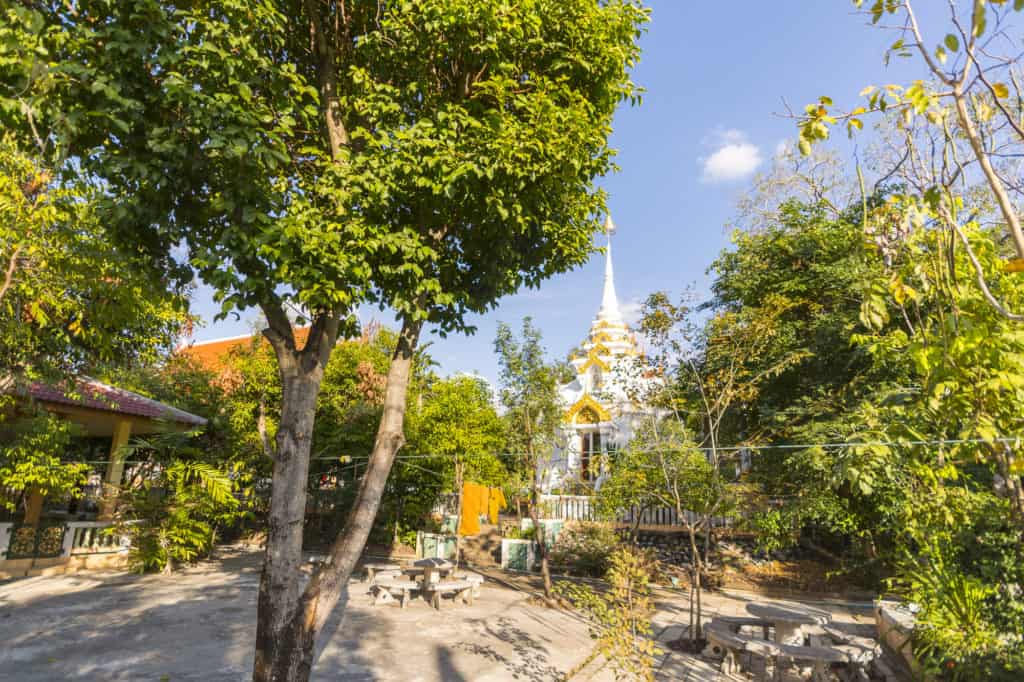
[98,418,132,520]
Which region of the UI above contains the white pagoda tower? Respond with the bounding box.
[540,216,661,493]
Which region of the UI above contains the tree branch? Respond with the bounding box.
[0,245,22,303]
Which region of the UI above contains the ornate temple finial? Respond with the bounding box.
[598,215,621,323]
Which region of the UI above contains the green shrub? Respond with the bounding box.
[557,547,659,681]
[549,521,620,577]
[503,525,535,540]
[115,459,243,573]
[893,543,1024,682]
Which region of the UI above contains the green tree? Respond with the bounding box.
[31,2,646,674]
[410,374,506,561]
[495,317,566,600]
[414,375,505,484]
[1,11,188,516]
[113,433,244,574]
[0,410,88,513]
[702,190,1024,675]
[0,10,188,385]
[597,418,733,645]
[558,546,659,682]
[798,0,1024,321]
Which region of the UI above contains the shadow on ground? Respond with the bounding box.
[0,547,595,681]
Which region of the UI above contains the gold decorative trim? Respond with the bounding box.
[578,352,610,374]
[565,394,612,423]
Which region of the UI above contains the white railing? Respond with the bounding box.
[0,521,130,564]
[539,494,733,528]
[539,494,594,521]
[64,522,129,556]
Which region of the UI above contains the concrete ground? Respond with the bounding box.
[0,547,882,682]
[0,548,597,681]
[486,572,879,682]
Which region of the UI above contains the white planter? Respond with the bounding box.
[500,538,536,571]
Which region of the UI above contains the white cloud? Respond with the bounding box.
[699,130,763,183]
[619,298,644,326]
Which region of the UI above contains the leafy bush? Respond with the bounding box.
[115,457,244,573]
[549,521,620,577]
[0,408,88,510]
[893,542,1024,682]
[503,525,535,540]
[558,547,659,681]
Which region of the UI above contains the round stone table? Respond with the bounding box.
[413,557,455,585]
[746,602,832,645]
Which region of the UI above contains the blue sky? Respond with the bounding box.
[187,1,952,384]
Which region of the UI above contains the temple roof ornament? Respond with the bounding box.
[565,394,612,424]
[597,216,622,325]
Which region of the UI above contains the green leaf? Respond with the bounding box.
[944,33,960,52]
[973,1,987,37]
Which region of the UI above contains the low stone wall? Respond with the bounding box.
[0,521,132,579]
[0,551,131,580]
[875,600,926,679]
[624,530,783,566]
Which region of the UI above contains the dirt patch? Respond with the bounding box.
[719,558,871,595]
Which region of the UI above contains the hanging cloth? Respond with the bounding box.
[458,481,484,536]
[487,486,507,524]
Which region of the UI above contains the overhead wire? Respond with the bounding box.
[81,434,1022,468]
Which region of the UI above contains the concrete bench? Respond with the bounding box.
[363,562,402,583]
[717,615,773,641]
[371,578,421,608]
[817,626,882,680]
[705,619,760,674]
[449,571,484,596]
[770,641,850,682]
[424,579,476,610]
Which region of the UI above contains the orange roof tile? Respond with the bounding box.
[178,327,310,373]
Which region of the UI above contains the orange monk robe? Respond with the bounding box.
[487,487,507,524]
[458,482,484,536]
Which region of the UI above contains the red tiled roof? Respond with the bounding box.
[178,327,310,373]
[27,378,207,426]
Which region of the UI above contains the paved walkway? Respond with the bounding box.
[488,571,877,681]
[0,549,597,681]
[0,547,882,681]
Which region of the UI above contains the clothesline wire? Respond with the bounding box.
[82,435,1021,467]
[306,435,1021,461]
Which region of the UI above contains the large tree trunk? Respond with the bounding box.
[253,359,328,681]
[252,316,422,682]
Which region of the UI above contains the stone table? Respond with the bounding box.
[413,557,454,586]
[363,561,402,583]
[746,602,832,646]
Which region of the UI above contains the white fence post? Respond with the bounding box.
[0,522,11,561]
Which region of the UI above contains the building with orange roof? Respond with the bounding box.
[177,327,310,374]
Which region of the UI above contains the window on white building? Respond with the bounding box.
[581,431,602,481]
